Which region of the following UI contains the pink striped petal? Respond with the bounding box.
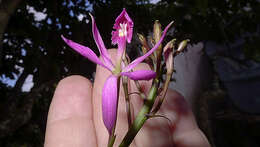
[102,75,119,134]
[90,13,114,70]
[61,35,111,71]
[121,70,156,80]
[122,21,174,72]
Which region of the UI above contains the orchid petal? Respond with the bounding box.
[102,75,119,134]
[122,21,174,72]
[121,70,156,80]
[90,13,114,70]
[61,35,112,71]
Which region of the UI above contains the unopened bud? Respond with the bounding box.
[153,20,162,44]
[137,33,145,44]
[153,20,162,59]
[137,33,148,54]
[177,39,190,52]
[163,39,176,73]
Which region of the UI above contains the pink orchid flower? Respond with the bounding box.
[61,9,173,134]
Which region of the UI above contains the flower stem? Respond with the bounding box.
[122,76,132,129]
[122,56,132,129]
[119,79,159,147]
[108,134,116,147]
[151,71,173,114]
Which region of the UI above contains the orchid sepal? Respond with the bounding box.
[121,70,156,80]
[89,13,115,70]
[61,35,112,71]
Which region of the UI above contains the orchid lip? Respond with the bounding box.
[112,8,133,45]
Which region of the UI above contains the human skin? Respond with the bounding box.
[44,49,210,147]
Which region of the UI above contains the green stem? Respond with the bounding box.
[152,71,173,114]
[123,76,132,129]
[108,134,116,147]
[122,56,132,129]
[119,79,159,147]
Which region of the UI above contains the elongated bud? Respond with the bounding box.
[153,20,162,43]
[137,33,148,54]
[153,20,162,59]
[152,39,176,114]
[177,39,190,52]
[163,39,175,73]
[137,33,145,44]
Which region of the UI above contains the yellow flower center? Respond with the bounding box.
[118,23,127,37]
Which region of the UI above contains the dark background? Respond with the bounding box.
[0,0,259,146]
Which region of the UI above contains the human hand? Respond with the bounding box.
[44,49,210,147]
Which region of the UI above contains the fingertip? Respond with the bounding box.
[58,75,92,90]
[45,75,97,147]
[47,75,93,123]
